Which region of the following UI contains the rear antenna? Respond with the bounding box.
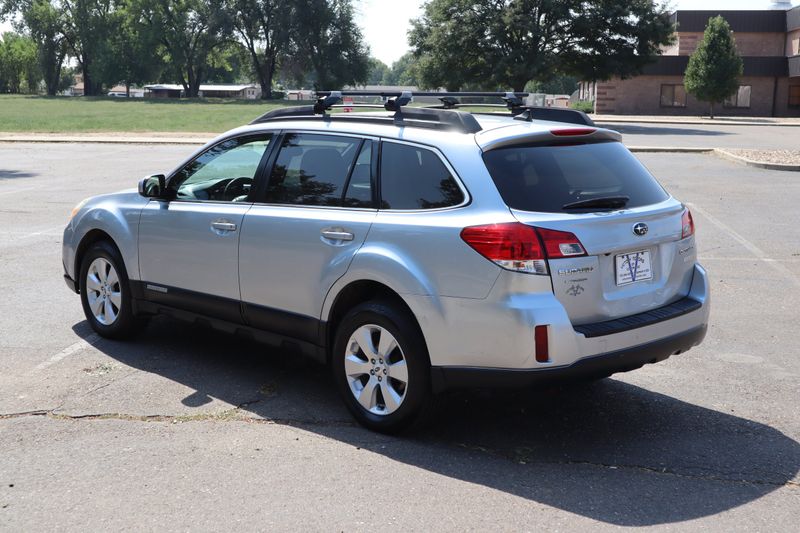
[313,91,342,114]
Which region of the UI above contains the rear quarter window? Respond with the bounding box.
[482,141,668,213]
[380,142,464,210]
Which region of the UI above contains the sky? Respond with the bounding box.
[358,0,800,65]
[1,1,798,67]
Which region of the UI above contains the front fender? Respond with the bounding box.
[64,191,147,281]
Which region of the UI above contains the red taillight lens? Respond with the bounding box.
[681,209,695,239]
[460,223,586,275]
[537,227,586,258]
[550,128,596,136]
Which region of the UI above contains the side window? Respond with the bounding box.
[265,133,362,206]
[343,142,373,208]
[380,142,464,210]
[171,135,272,202]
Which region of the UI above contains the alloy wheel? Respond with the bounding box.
[344,324,409,416]
[85,257,121,325]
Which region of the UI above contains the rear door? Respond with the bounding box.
[482,141,696,325]
[238,132,377,344]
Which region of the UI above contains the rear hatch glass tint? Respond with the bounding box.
[482,141,669,213]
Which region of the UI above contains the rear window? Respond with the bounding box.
[482,142,668,213]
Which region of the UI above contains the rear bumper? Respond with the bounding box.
[431,324,707,392]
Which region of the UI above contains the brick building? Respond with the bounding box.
[579,5,800,117]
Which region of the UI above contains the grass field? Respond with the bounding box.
[0,95,302,133]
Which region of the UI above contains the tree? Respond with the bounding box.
[684,15,743,119]
[0,31,39,93]
[61,0,116,96]
[1,0,68,96]
[145,0,231,97]
[292,0,369,90]
[387,52,419,87]
[366,57,390,85]
[410,0,675,91]
[106,1,165,96]
[229,0,291,99]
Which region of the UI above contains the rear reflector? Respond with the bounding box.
[460,223,587,275]
[535,325,549,363]
[551,128,596,137]
[682,209,695,238]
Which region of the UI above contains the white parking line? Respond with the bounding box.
[32,333,100,373]
[687,202,800,289]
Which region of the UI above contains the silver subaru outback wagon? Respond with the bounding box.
[62,92,709,432]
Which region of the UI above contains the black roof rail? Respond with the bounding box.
[250,90,593,131]
[251,90,483,133]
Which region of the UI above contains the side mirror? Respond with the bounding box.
[138,174,166,199]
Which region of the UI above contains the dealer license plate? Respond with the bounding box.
[615,250,653,286]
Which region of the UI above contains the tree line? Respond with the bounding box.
[0,0,371,98]
[1,0,676,99]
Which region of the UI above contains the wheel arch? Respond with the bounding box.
[74,229,123,284]
[323,280,429,365]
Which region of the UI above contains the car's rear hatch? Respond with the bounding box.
[479,131,696,325]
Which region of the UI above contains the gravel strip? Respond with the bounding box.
[725,149,800,165]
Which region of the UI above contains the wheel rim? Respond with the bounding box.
[86,257,121,326]
[344,324,409,416]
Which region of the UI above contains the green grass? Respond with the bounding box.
[0,95,306,133]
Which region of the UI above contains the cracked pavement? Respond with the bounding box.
[1,143,799,531]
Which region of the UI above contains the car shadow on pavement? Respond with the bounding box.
[0,169,38,180]
[596,124,732,137]
[74,318,800,527]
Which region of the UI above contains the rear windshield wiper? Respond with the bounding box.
[562,196,630,210]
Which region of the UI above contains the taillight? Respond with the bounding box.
[460,222,586,275]
[551,128,596,136]
[537,227,586,258]
[681,209,695,239]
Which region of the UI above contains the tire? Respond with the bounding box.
[332,300,434,434]
[79,240,147,339]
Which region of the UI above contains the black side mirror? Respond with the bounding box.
[138,174,166,199]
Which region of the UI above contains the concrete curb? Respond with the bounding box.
[0,135,208,145]
[2,136,797,172]
[595,117,800,127]
[713,149,800,172]
[628,146,714,153]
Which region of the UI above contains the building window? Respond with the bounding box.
[724,86,752,109]
[790,86,800,108]
[660,85,686,108]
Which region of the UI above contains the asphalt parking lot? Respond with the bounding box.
[1,142,799,530]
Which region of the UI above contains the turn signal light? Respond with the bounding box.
[460,222,586,275]
[681,209,695,239]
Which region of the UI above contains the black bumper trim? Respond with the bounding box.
[64,274,79,294]
[430,324,707,392]
[574,297,702,338]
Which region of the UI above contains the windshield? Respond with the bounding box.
[482,141,669,213]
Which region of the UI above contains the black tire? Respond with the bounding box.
[79,240,147,339]
[332,300,434,434]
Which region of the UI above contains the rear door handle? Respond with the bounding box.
[211,221,238,232]
[321,229,354,241]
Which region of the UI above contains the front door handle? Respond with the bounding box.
[211,220,238,233]
[321,229,355,241]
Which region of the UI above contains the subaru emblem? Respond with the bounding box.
[633,223,648,236]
